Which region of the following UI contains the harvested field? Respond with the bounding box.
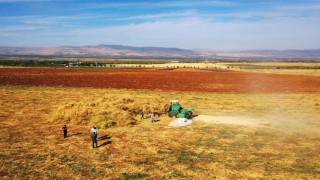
[1,67,320,179]
[1,67,320,93]
[0,86,319,179]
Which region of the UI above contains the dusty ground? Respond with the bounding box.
[194,114,320,136]
[1,67,320,93]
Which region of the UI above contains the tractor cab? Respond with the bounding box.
[168,100,193,119]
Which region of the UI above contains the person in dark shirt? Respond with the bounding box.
[140,110,144,120]
[62,125,68,138]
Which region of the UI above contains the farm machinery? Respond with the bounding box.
[168,100,194,119]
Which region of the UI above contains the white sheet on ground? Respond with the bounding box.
[168,118,193,127]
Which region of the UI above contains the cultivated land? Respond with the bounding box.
[1,67,320,93]
[0,64,320,179]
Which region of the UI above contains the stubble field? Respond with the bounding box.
[0,66,320,179]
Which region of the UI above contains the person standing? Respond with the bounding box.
[140,110,144,120]
[91,126,98,134]
[62,125,68,138]
[150,113,155,123]
[91,126,98,148]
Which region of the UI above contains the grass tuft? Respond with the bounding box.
[122,172,150,179]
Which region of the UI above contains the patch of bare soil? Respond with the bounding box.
[194,115,262,126]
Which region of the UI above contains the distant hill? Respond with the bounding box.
[0,45,196,58]
[194,49,320,59]
[0,45,319,59]
[237,49,320,58]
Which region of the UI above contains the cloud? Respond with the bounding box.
[80,0,236,10]
[2,13,320,49]
[0,0,319,49]
[112,10,197,21]
[54,13,319,50]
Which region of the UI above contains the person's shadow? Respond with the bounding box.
[98,141,112,148]
[67,132,82,137]
[98,135,111,140]
[154,119,161,122]
[97,135,112,148]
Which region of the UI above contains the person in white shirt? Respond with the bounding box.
[90,126,98,148]
[150,113,155,123]
[91,126,98,134]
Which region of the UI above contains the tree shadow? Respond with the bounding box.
[67,132,82,137]
[154,119,161,122]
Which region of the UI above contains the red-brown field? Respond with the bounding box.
[1,67,320,93]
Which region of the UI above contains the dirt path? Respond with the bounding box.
[194,115,262,126]
[194,114,320,136]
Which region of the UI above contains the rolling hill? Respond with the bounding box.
[0,45,319,58]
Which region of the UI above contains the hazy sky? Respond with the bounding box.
[0,0,319,50]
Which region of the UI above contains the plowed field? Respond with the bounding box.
[1,67,320,93]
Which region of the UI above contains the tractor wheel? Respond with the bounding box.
[186,111,193,119]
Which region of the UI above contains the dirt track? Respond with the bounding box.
[1,67,320,93]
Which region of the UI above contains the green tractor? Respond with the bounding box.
[168,100,194,119]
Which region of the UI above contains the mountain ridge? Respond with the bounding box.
[0,45,320,58]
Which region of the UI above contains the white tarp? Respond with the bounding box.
[168,118,192,127]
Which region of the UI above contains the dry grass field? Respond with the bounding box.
[117,62,320,76]
[120,62,320,77]
[223,62,320,76]
[1,82,320,179]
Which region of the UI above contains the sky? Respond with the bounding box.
[0,0,319,50]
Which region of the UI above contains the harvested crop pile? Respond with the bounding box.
[50,93,169,128]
